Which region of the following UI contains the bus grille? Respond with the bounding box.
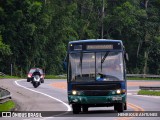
[83,90,110,96]
[73,84,121,91]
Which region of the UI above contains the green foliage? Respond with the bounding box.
[138,90,160,96]
[0,35,11,55]
[0,0,160,76]
[0,100,15,112]
[45,75,66,79]
[0,75,20,79]
[148,36,160,74]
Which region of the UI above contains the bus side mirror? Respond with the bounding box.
[125,53,129,61]
[63,61,67,71]
[63,56,67,71]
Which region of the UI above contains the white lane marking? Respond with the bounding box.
[133,94,160,99]
[127,93,133,95]
[15,79,72,118]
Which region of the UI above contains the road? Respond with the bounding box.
[0,79,160,120]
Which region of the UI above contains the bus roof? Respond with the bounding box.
[68,39,124,51]
[69,39,123,44]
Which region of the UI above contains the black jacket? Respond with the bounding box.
[32,71,41,77]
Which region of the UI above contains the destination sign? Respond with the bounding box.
[69,41,122,51]
[74,45,82,50]
[87,45,113,50]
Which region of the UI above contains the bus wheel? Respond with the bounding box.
[114,104,117,111]
[124,102,127,110]
[82,106,88,112]
[117,103,124,112]
[72,104,81,114]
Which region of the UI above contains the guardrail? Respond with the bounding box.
[127,74,160,78]
[139,86,160,90]
[0,87,12,104]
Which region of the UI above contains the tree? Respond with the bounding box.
[0,0,51,75]
[1,0,160,75]
[0,35,11,55]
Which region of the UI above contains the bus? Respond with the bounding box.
[66,39,128,114]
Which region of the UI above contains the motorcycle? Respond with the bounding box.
[32,75,41,88]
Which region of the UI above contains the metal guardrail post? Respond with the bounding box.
[139,86,160,90]
[0,87,12,104]
[127,74,160,78]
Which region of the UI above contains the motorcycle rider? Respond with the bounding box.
[32,68,41,76]
[31,68,41,82]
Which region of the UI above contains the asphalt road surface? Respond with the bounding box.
[0,79,160,120]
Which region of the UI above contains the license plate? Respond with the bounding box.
[112,96,122,100]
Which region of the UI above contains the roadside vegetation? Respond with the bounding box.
[0,75,20,79]
[0,74,67,79]
[45,75,67,79]
[138,90,160,96]
[0,100,15,112]
[1,75,160,80]
[0,0,160,77]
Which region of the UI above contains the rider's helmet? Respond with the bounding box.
[35,68,40,72]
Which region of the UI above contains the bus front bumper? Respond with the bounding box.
[68,94,126,104]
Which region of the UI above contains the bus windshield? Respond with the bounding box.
[69,51,124,82]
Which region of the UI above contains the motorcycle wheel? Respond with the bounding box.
[33,82,38,88]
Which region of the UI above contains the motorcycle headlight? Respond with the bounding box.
[28,74,31,78]
[40,75,43,78]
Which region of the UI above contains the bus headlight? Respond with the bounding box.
[116,89,121,94]
[72,90,77,95]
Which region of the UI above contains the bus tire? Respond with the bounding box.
[124,102,127,110]
[117,103,124,112]
[72,104,81,114]
[114,104,117,111]
[82,106,88,112]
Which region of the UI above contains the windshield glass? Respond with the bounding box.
[69,51,124,82]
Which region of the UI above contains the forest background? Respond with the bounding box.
[0,0,160,76]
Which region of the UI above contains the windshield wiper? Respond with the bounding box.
[80,52,83,77]
[101,52,109,63]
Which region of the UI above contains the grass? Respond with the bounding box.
[45,76,160,80]
[138,90,160,96]
[0,74,67,79]
[0,75,20,79]
[45,75,67,79]
[0,100,15,112]
[1,75,160,80]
